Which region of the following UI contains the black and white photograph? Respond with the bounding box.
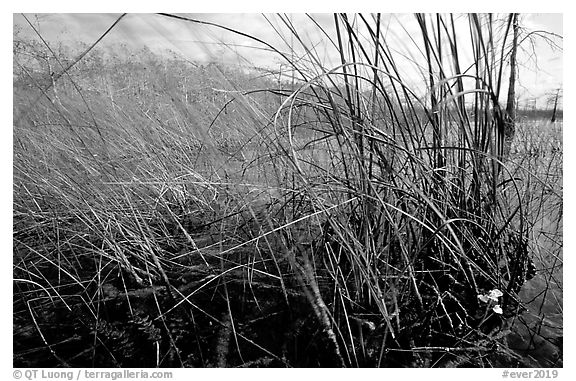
[11,7,564,372]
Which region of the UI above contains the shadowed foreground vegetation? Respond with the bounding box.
[13,13,562,367]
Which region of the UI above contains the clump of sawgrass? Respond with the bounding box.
[237,13,546,367]
[13,13,561,367]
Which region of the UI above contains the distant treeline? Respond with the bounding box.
[13,37,562,125]
[517,108,563,121]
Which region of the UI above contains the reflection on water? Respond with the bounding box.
[508,274,563,367]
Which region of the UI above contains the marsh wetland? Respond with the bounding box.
[13,13,562,368]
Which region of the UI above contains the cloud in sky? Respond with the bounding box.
[14,13,563,107]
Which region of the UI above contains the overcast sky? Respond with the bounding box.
[13,13,563,108]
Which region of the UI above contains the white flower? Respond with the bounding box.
[478,289,503,304]
[492,305,503,314]
[477,294,490,303]
[488,289,503,301]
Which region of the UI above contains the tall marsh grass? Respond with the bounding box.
[13,13,562,367]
